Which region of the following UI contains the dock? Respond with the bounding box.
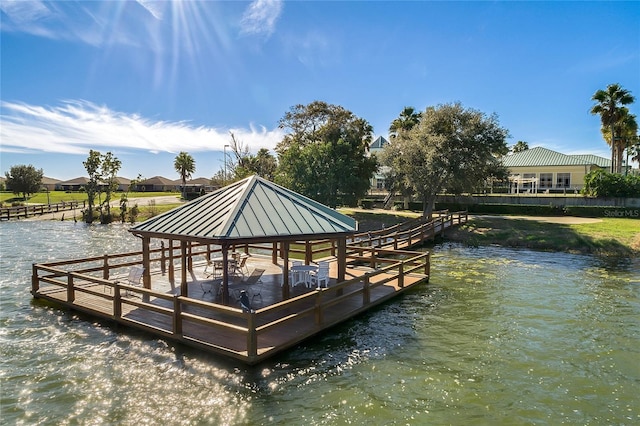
[31,210,467,364]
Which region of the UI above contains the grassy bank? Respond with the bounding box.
[339,209,639,257]
[446,216,640,257]
[0,191,176,205]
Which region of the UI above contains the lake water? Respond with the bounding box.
[1,221,639,425]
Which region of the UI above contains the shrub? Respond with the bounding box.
[582,170,640,197]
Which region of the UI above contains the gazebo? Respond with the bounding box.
[129,175,357,304]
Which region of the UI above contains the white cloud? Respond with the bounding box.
[0,100,283,156]
[0,0,51,24]
[136,0,164,20]
[240,0,283,37]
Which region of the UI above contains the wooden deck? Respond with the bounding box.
[32,211,467,364]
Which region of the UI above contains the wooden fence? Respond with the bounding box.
[0,201,86,220]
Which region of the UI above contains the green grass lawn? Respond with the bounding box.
[447,216,639,257]
[0,191,177,205]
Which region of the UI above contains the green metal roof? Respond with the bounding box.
[370,136,388,150]
[130,175,356,242]
[570,154,611,168]
[502,147,610,168]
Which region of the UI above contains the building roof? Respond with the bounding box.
[58,177,90,185]
[570,154,611,168]
[130,175,357,243]
[502,147,611,168]
[138,176,175,186]
[113,176,131,184]
[174,177,212,186]
[370,136,389,150]
[42,176,62,185]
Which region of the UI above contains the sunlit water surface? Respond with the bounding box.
[1,221,639,425]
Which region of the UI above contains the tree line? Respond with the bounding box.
[5,84,638,220]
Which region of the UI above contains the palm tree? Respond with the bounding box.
[591,83,635,173]
[511,141,529,153]
[389,106,420,138]
[602,109,638,174]
[174,151,195,199]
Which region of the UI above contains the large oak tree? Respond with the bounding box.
[4,164,43,200]
[275,101,378,207]
[381,102,509,218]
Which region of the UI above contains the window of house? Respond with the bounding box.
[376,179,385,190]
[540,173,553,188]
[556,173,571,188]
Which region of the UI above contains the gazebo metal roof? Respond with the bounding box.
[130,175,357,243]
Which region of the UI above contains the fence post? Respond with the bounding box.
[315,291,324,325]
[114,285,122,318]
[398,263,404,288]
[161,241,166,275]
[425,253,431,282]
[247,313,257,358]
[363,275,370,305]
[173,295,182,336]
[67,273,75,302]
[103,254,109,280]
[31,264,39,294]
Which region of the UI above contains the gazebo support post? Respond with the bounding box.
[221,243,230,305]
[337,237,346,296]
[305,241,312,265]
[282,241,290,300]
[142,236,151,289]
[180,240,188,297]
[272,242,278,264]
[168,239,175,284]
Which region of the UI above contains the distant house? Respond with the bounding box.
[41,177,61,191]
[56,176,131,192]
[134,176,176,192]
[369,136,389,192]
[174,177,215,195]
[109,176,131,192]
[57,177,90,191]
[502,147,611,193]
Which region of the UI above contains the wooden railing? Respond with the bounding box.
[30,212,468,363]
[0,201,86,220]
[347,210,467,250]
[32,247,430,363]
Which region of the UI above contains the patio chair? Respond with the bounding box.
[289,260,303,286]
[110,266,144,296]
[310,261,330,289]
[233,253,250,277]
[244,268,265,301]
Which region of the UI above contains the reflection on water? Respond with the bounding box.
[1,222,639,424]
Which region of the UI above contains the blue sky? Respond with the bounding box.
[1,0,639,181]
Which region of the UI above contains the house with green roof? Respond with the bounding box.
[369,136,389,192]
[502,147,611,193]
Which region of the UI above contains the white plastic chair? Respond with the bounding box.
[310,261,330,289]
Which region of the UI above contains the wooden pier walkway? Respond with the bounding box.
[1,200,85,221]
[31,211,467,364]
